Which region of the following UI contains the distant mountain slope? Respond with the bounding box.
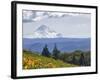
[23,38,91,53]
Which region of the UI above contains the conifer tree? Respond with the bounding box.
[42,44,51,57]
[79,53,85,66]
[52,44,60,59]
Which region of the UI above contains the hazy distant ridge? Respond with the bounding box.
[23,38,90,53]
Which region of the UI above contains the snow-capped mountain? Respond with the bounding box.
[25,25,63,38]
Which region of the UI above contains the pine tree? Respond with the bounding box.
[52,44,60,59]
[79,53,85,66]
[42,44,51,57]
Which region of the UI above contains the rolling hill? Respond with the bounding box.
[23,50,77,69]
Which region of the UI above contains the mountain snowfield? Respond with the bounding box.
[24,25,63,38]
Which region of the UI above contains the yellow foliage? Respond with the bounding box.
[23,51,77,69]
[24,66,28,69]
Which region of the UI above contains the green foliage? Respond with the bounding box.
[83,51,91,66]
[42,44,51,57]
[79,53,85,66]
[23,50,77,69]
[58,50,91,66]
[23,44,91,69]
[52,44,60,60]
[71,54,77,64]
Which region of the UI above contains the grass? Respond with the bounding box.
[23,50,77,69]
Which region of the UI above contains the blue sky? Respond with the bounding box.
[23,10,91,38]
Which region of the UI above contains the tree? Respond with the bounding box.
[42,44,51,57]
[79,53,85,66]
[71,54,76,64]
[52,44,60,59]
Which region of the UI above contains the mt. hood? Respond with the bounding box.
[25,25,63,38]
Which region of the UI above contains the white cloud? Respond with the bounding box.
[23,11,33,20]
[48,12,66,17]
[32,16,45,21]
[23,10,91,38]
[36,12,45,16]
[23,10,90,22]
